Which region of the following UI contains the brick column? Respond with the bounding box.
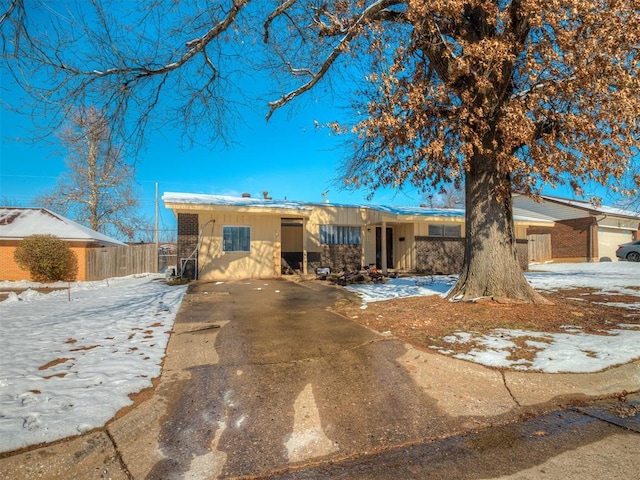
[177,213,199,279]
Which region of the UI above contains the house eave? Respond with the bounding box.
[165,202,312,218]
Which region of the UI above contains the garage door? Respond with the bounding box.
[598,227,634,261]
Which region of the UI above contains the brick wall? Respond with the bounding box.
[527,217,594,261]
[415,237,529,274]
[319,244,362,272]
[515,239,529,270]
[415,237,464,274]
[0,244,31,281]
[306,252,322,272]
[0,242,88,281]
[177,213,199,279]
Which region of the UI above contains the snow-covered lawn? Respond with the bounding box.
[0,274,187,454]
[347,262,640,374]
[1,263,638,454]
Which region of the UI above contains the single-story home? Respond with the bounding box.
[0,207,126,281]
[513,194,640,262]
[163,192,553,281]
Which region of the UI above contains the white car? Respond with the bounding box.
[616,241,640,262]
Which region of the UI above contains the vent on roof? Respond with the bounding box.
[242,193,251,198]
[0,212,22,225]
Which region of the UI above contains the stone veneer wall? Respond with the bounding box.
[415,237,464,274]
[415,237,529,274]
[319,244,362,272]
[177,213,199,279]
[515,239,529,270]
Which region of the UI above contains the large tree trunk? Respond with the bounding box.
[447,153,550,304]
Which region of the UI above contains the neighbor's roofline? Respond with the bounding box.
[515,193,640,220]
[0,207,127,246]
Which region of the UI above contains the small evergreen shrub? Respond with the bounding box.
[14,234,79,282]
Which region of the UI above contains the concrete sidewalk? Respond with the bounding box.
[1,279,639,479]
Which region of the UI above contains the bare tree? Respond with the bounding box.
[1,0,248,149]
[3,1,640,302]
[0,196,23,207]
[423,187,465,209]
[37,106,145,240]
[613,169,640,213]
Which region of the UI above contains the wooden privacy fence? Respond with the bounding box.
[527,233,552,263]
[86,244,157,281]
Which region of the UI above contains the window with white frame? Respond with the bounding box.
[428,224,462,237]
[223,226,251,252]
[320,225,362,245]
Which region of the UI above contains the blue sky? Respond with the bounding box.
[0,2,629,240]
[0,1,427,239]
[0,73,613,238]
[0,76,429,237]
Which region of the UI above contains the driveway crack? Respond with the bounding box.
[501,370,521,407]
[105,427,134,480]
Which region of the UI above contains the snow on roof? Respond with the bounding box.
[164,192,552,223]
[369,204,465,217]
[303,201,466,217]
[162,192,312,211]
[0,208,127,246]
[163,193,466,217]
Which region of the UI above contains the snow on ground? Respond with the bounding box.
[346,262,640,374]
[0,274,187,454]
[527,262,640,298]
[346,275,458,304]
[0,263,638,454]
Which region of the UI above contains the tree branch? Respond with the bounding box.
[1,0,29,57]
[78,0,249,83]
[266,0,406,120]
[263,0,298,43]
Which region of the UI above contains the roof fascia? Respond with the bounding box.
[165,202,312,217]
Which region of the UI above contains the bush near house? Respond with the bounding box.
[13,234,78,282]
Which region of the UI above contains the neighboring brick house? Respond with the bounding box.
[0,208,126,281]
[163,192,552,281]
[513,195,640,262]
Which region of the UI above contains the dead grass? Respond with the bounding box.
[331,287,640,363]
[38,357,72,371]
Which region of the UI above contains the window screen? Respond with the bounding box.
[428,224,461,237]
[223,226,251,252]
[319,225,361,245]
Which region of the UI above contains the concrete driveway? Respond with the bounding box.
[114,279,518,479]
[150,280,451,477]
[2,278,639,479]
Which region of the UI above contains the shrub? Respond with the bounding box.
[14,234,78,282]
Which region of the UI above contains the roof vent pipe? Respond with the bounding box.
[242,193,251,198]
[263,191,272,200]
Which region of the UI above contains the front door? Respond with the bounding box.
[375,227,393,270]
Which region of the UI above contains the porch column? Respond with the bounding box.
[302,218,308,274]
[361,226,366,270]
[381,220,388,275]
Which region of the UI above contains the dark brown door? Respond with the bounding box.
[375,227,393,269]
